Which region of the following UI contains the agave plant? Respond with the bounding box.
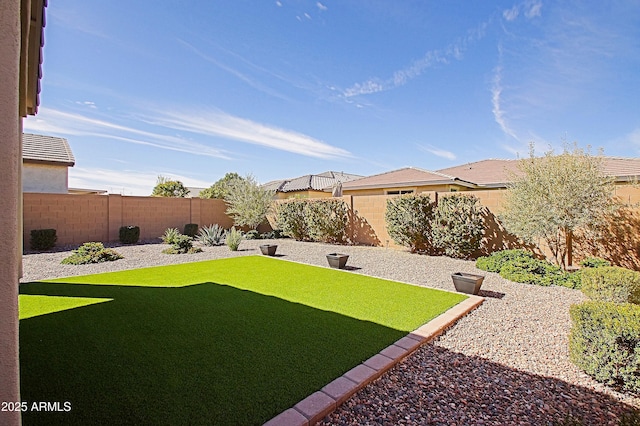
[197,224,227,246]
[161,227,181,245]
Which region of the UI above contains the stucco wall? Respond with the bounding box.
[1,2,22,424]
[22,163,68,193]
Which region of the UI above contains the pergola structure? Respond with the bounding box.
[1,1,47,424]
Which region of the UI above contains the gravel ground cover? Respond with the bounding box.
[21,239,640,425]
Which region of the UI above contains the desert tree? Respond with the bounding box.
[198,172,244,199]
[224,174,275,230]
[151,175,189,198]
[500,143,616,268]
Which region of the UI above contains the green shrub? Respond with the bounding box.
[260,229,284,239]
[61,242,123,265]
[119,226,140,244]
[244,230,260,240]
[162,234,202,254]
[196,224,226,246]
[183,224,199,237]
[569,301,640,394]
[580,266,640,304]
[161,228,181,245]
[306,199,349,244]
[385,195,435,253]
[30,228,57,251]
[226,227,243,251]
[477,249,581,288]
[276,200,309,241]
[476,249,534,272]
[432,194,484,259]
[499,256,563,285]
[580,256,611,268]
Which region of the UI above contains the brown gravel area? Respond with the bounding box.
[20,239,640,425]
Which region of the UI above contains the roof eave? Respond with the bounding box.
[23,158,75,167]
[343,179,477,191]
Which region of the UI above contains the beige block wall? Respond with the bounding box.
[24,193,109,246]
[197,198,235,229]
[23,194,235,246]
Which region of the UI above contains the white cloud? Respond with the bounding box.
[491,47,519,141]
[276,1,282,6]
[503,6,519,21]
[304,13,311,20]
[416,144,456,161]
[147,109,352,160]
[503,1,542,23]
[178,39,290,101]
[317,2,327,11]
[342,21,488,98]
[525,1,542,19]
[23,107,231,159]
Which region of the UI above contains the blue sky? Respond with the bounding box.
[25,0,640,195]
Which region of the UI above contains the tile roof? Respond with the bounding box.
[264,171,363,193]
[341,167,474,190]
[436,159,519,187]
[22,133,75,166]
[437,157,640,187]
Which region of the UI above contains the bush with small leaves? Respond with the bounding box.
[244,230,260,240]
[161,228,181,245]
[580,266,640,304]
[196,224,226,246]
[475,249,534,272]
[385,195,435,253]
[226,227,243,251]
[260,229,284,239]
[30,228,57,251]
[477,249,580,288]
[61,242,123,265]
[306,199,349,244]
[569,301,640,394]
[579,256,611,268]
[119,225,140,244]
[162,234,202,254]
[432,194,484,259]
[276,200,309,241]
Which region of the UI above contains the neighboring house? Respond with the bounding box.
[263,171,363,199]
[22,133,75,194]
[436,157,640,188]
[340,167,474,196]
[186,187,207,198]
[342,158,640,196]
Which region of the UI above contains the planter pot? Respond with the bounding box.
[259,244,278,256]
[326,253,349,269]
[451,272,484,295]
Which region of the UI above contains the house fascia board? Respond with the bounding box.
[23,157,75,167]
[344,178,477,191]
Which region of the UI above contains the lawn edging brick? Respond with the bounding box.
[263,294,484,425]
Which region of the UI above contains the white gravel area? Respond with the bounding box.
[20,239,640,425]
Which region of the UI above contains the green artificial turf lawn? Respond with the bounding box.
[19,256,466,425]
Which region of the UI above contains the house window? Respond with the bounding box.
[386,190,414,195]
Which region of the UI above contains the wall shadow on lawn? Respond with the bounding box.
[19,281,407,426]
